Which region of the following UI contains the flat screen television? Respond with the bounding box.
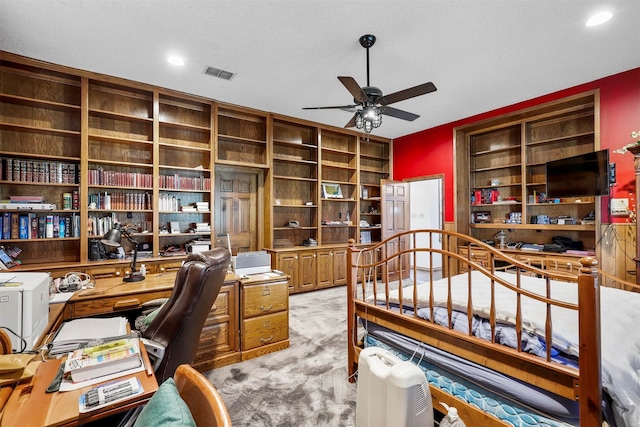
[545,149,610,198]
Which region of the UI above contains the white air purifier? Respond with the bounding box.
[356,346,434,427]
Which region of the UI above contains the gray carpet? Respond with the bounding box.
[205,286,357,427]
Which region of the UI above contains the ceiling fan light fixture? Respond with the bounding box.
[364,120,373,133]
[354,111,364,129]
[372,112,382,128]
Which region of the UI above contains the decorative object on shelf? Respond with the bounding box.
[101,224,145,282]
[170,221,180,234]
[493,230,507,249]
[322,183,343,199]
[361,186,368,199]
[471,211,491,224]
[287,220,300,228]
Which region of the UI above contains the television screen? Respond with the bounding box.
[545,149,610,198]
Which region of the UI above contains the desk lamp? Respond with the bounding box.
[101,224,145,282]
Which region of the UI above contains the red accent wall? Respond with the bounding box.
[393,68,640,223]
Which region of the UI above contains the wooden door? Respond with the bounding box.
[215,170,258,254]
[381,180,410,281]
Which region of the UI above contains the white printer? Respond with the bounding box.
[0,272,50,351]
[233,251,272,276]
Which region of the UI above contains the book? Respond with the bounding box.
[10,213,19,239]
[45,215,54,238]
[1,213,8,239]
[64,338,142,383]
[18,214,29,239]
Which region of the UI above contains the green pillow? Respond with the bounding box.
[133,378,196,427]
[144,304,164,328]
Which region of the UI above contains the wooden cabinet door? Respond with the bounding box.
[332,248,347,285]
[298,251,317,292]
[316,250,333,288]
[277,252,299,292]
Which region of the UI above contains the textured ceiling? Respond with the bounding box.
[1,0,639,139]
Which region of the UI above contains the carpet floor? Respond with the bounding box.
[205,285,357,427]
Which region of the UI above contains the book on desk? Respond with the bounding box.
[64,337,142,383]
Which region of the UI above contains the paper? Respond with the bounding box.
[48,317,128,356]
[49,292,75,304]
[53,317,127,343]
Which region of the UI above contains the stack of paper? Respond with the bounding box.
[48,317,128,357]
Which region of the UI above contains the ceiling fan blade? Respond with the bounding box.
[302,104,357,110]
[344,115,357,128]
[378,82,437,106]
[338,76,369,104]
[381,106,420,121]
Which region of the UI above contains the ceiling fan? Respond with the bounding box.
[303,34,437,133]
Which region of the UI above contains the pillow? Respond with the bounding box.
[134,301,167,333]
[133,378,196,427]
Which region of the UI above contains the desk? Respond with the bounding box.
[51,271,289,371]
[1,342,158,427]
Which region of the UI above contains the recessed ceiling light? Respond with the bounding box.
[167,55,185,66]
[586,11,613,27]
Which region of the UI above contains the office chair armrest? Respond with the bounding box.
[141,338,165,370]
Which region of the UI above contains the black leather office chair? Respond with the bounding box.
[143,248,230,383]
[89,249,231,427]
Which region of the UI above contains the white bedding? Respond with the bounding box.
[366,271,640,427]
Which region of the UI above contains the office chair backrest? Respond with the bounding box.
[143,248,230,382]
[174,364,232,427]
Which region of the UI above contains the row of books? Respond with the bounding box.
[88,192,153,210]
[88,168,153,189]
[0,212,81,239]
[1,157,79,184]
[87,215,117,238]
[159,174,211,191]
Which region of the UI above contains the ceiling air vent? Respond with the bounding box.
[204,66,234,81]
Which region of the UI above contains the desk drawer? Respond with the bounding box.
[65,290,172,319]
[242,281,288,319]
[242,311,288,350]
